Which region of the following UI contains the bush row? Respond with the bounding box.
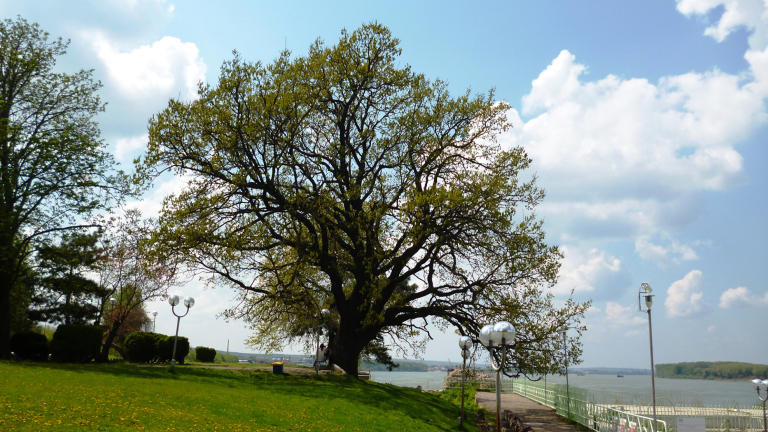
[124,331,189,364]
[10,325,102,362]
[11,327,191,365]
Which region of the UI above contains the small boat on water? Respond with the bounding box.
[617,374,624,377]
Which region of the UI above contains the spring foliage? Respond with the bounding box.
[0,17,130,359]
[137,23,589,376]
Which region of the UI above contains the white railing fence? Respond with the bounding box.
[443,376,765,432]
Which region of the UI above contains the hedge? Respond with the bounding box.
[124,332,165,363]
[195,346,217,363]
[124,331,189,364]
[157,335,189,364]
[50,325,102,363]
[10,331,49,361]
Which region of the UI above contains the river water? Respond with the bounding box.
[369,371,760,408]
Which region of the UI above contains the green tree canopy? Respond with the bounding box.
[138,23,589,376]
[0,17,130,358]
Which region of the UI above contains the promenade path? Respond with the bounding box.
[476,391,584,432]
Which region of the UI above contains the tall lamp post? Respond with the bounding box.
[638,283,657,430]
[152,311,157,332]
[752,379,768,432]
[561,328,571,419]
[479,321,516,432]
[458,335,472,427]
[169,295,195,371]
[315,308,330,375]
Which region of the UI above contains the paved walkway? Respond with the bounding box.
[476,392,584,432]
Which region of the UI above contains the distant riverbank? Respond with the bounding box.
[656,361,768,381]
[651,375,758,382]
[370,371,760,406]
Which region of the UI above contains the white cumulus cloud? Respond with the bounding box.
[85,32,206,101]
[552,246,631,297]
[665,270,707,317]
[635,237,699,265]
[500,8,768,239]
[125,174,194,218]
[718,286,768,308]
[605,302,646,329]
[635,238,670,263]
[677,0,767,45]
[114,134,148,161]
[677,0,768,104]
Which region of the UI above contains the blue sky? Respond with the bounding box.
[5,0,767,368]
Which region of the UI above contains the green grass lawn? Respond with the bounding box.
[0,361,483,432]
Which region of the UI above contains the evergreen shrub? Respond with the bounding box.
[124,331,164,363]
[50,325,102,363]
[10,331,49,360]
[157,336,189,364]
[195,346,217,363]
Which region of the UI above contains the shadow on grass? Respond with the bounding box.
[1,359,198,381]
[238,369,461,429]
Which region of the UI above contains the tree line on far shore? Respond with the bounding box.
[656,361,768,380]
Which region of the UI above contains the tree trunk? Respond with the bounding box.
[98,320,121,362]
[64,292,71,325]
[331,322,372,377]
[110,343,126,359]
[0,275,10,359]
[332,339,360,376]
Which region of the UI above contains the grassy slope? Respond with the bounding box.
[0,361,480,432]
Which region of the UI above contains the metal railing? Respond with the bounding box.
[512,379,765,432]
[513,380,667,432]
[444,376,515,392]
[444,376,765,432]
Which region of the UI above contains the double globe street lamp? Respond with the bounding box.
[168,294,195,371]
[479,321,516,432]
[458,335,473,427]
[752,379,768,432]
[315,308,331,375]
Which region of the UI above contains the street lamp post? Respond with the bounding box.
[752,379,768,432]
[458,335,472,427]
[638,283,657,431]
[152,311,157,332]
[561,328,571,419]
[479,321,516,432]
[169,295,195,371]
[315,308,330,375]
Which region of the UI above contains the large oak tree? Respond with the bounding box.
[0,18,128,358]
[139,24,588,376]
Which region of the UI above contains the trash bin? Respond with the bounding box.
[271,362,284,374]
